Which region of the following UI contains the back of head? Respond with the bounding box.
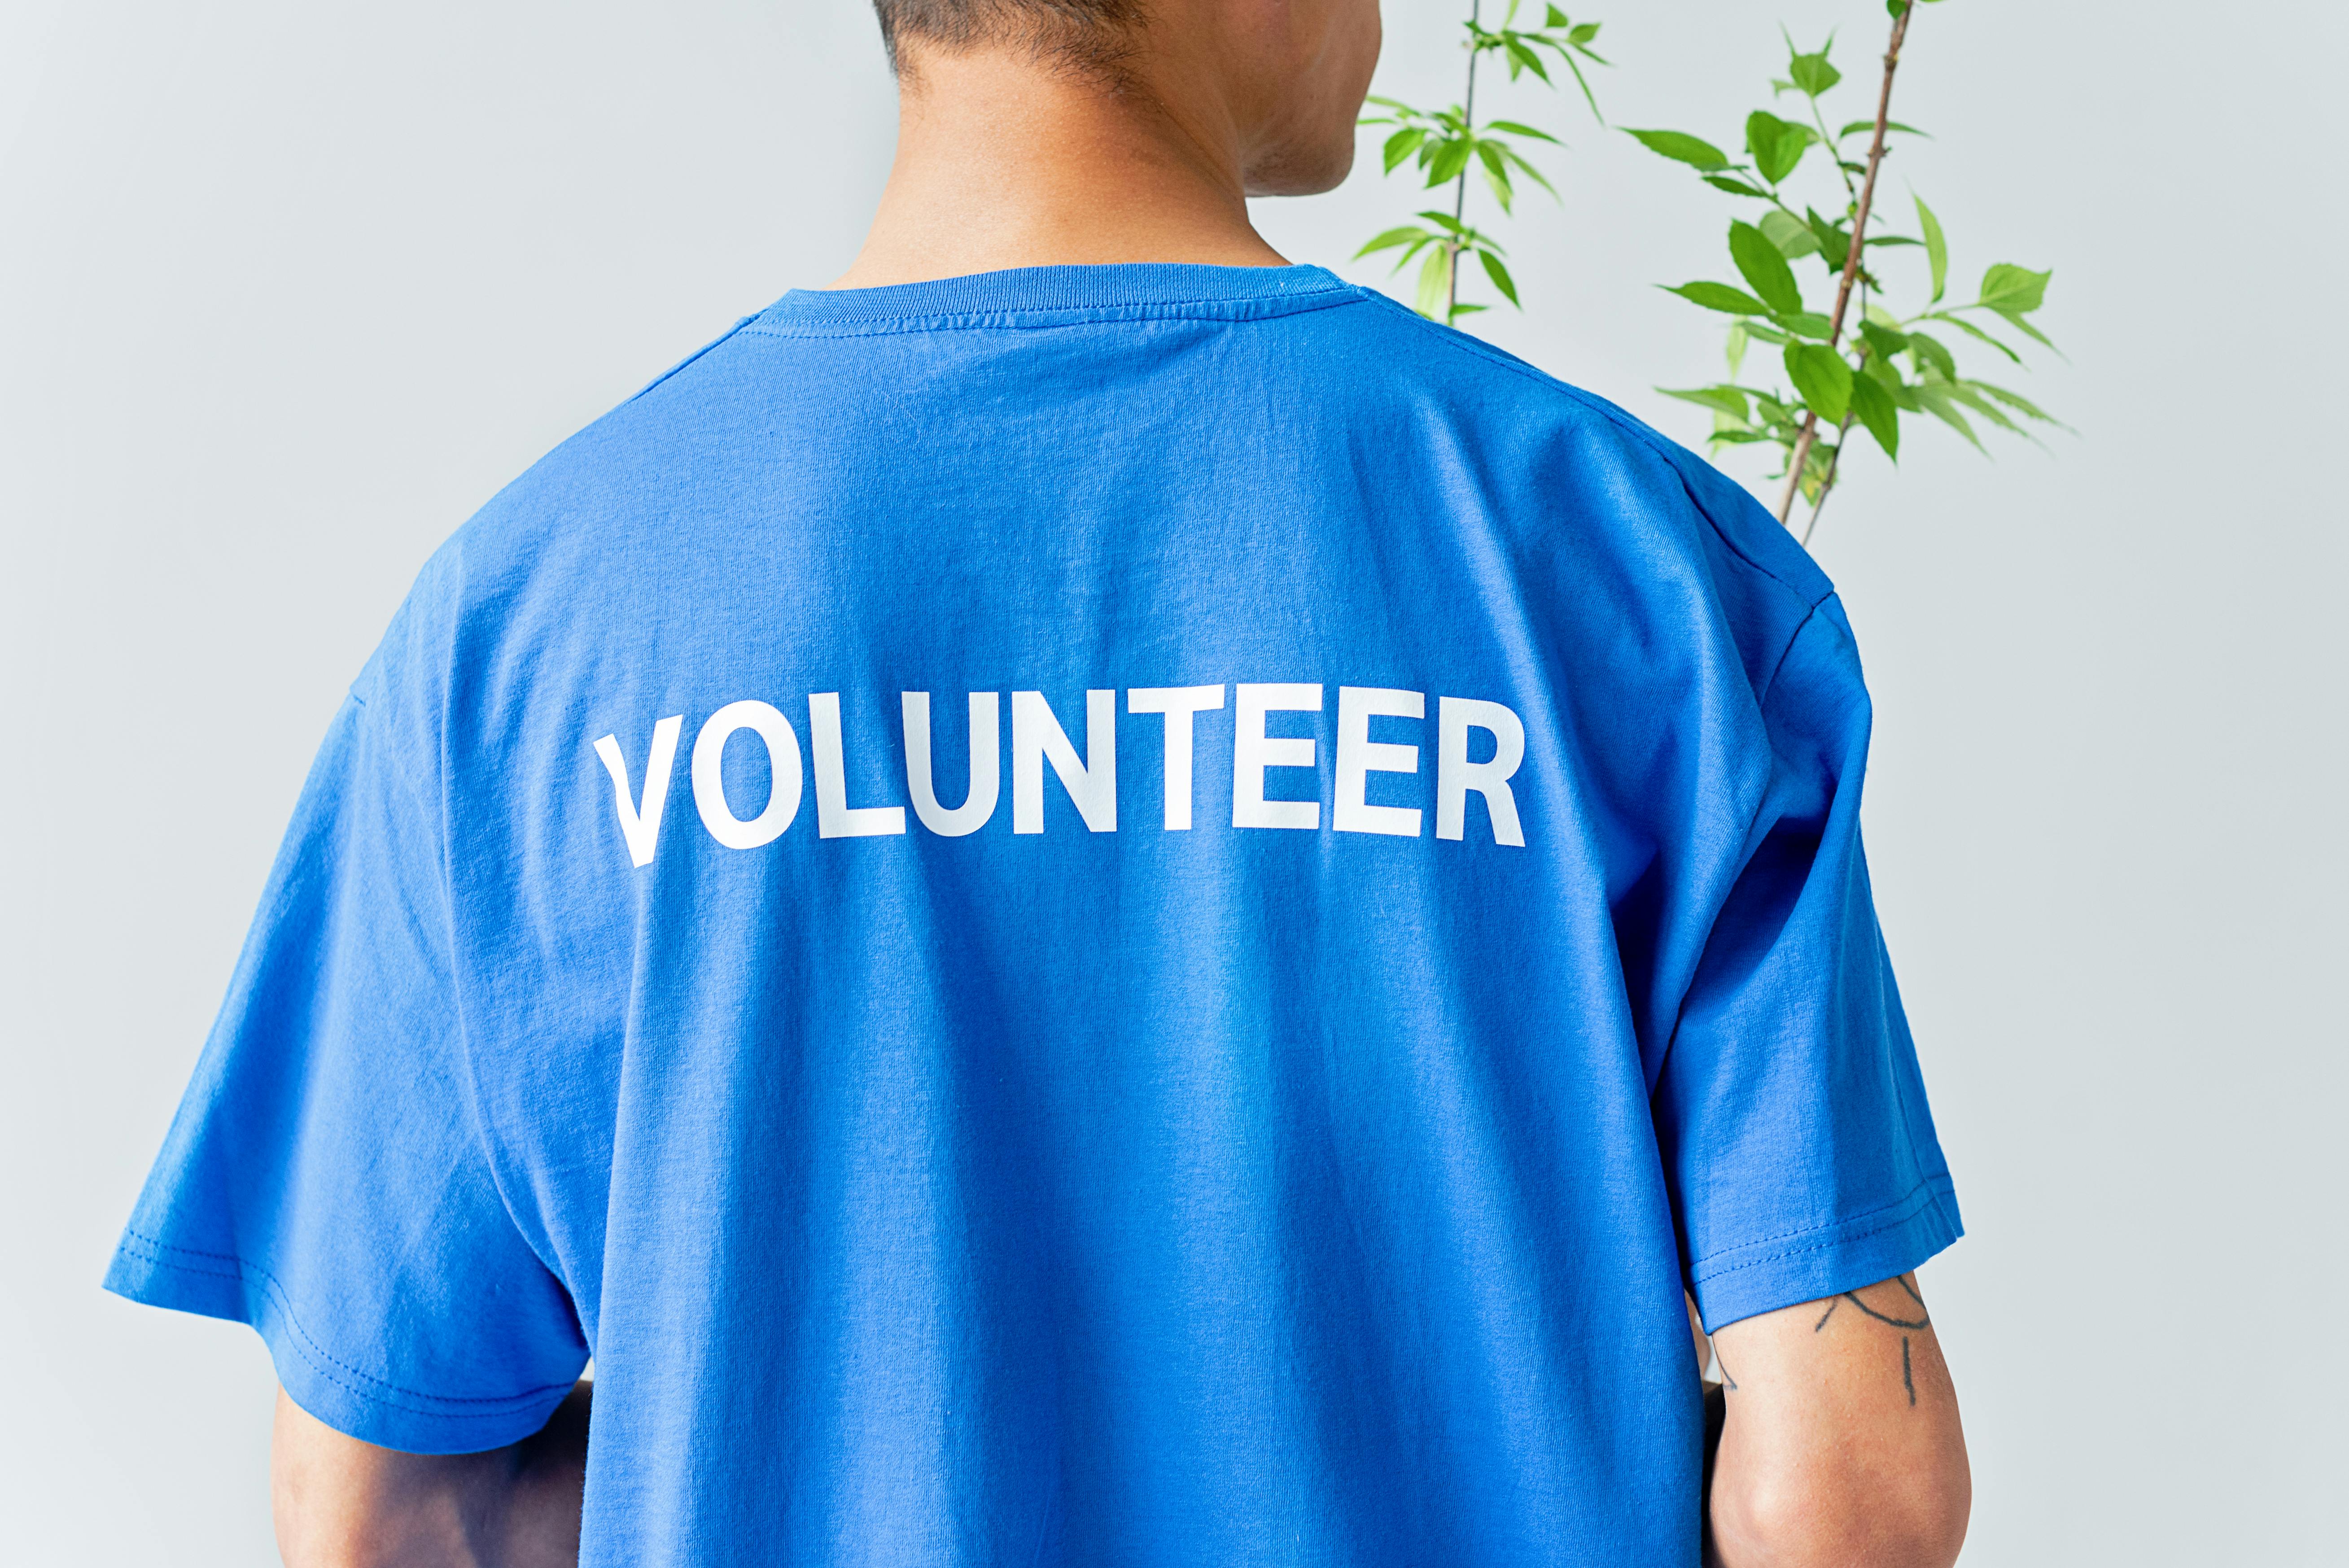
[872,0,1148,82]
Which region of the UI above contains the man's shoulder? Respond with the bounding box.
[1318,291,1835,614]
[434,279,1832,640]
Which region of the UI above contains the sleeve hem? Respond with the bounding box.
[103,1230,581,1455]
[1688,1172,1962,1333]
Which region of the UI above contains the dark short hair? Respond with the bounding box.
[872,0,1147,79]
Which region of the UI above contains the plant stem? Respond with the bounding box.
[1804,99,1857,202]
[1775,1,1912,530]
[1451,0,1483,318]
[1800,413,1857,545]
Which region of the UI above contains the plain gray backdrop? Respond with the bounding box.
[3,0,2340,1561]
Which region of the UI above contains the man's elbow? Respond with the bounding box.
[1714,1459,1972,1568]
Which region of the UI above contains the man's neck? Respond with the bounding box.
[829,49,1288,289]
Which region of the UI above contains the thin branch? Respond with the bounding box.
[1808,92,1858,202]
[1785,24,1858,202]
[1451,0,1485,319]
[1776,2,1912,529]
[1799,413,1856,546]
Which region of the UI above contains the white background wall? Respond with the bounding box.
[2,0,2340,1561]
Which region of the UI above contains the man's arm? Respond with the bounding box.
[271,1380,591,1568]
[1703,1273,1970,1568]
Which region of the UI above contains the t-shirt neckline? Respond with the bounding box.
[754,262,1359,331]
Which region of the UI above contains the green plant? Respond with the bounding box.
[1355,1,1609,324]
[1627,0,2062,540]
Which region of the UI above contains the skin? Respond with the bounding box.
[831,0,1382,287]
[273,1382,589,1568]
[1702,1275,1972,1568]
[270,4,1970,1562]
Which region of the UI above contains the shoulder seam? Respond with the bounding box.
[624,314,761,404]
[1753,594,1835,713]
[1359,293,1827,609]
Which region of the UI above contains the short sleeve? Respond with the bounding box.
[104,642,588,1452]
[1656,594,1962,1332]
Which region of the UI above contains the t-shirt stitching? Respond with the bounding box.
[1753,597,1832,715]
[624,314,761,403]
[1686,1173,1955,1283]
[119,1229,575,1416]
[739,288,1369,339]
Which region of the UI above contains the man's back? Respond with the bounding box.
[110,263,1958,1565]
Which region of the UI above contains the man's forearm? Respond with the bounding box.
[272,1380,591,1568]
[1703,1276,1969,1568]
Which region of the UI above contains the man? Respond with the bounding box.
[107,0,1972,1559]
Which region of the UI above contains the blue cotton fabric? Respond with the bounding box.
[109,263,1959,1566]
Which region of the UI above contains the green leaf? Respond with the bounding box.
[1788,49,1842,98]
[1784,341,1854,423]
[1728,220,1804,314]
[1858,319,1910,361]
[1663,281,1773,315]
[1909,382,1986,450]
[1557,52,1605,122]
[1425,138,1473,185]
[1759,209,1822,259]
[1479,249,1522,307]
[1478,142,1515,212]
[1725,320,1749,376]
[1623,128,1732,170]
[1977,263,2051,314]
[1415,246,1452,319]
[1661,384,1754,418]
[1742,321,1791,346]
[1839,119,1928,139]
[1356,225,1433,258]
[1745,111,1816,185]
[1992,307,2057,351]
[1545,3,1569,24]
[1804,207,1852,266]
[1702,175,1773,199]
[1485,119,1562,143]
[1849,372,1900,458]
[1383,127,1428,173]
[1776,310,1836,340]
[1568,21,1601,44]
[1506,38,1550,82]
[1905,330,1957,379]
[1969,380,2060,424]
[1942,383,2024,434]
[1498,144,1560,200]
[1932,313,2021,364]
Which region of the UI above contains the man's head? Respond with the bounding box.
[873,0,1382,196]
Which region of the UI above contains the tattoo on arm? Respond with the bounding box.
[1815,1273,1931,1406]
[1718,1273,1931,1407]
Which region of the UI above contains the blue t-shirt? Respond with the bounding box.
[108,263,1959,1566]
